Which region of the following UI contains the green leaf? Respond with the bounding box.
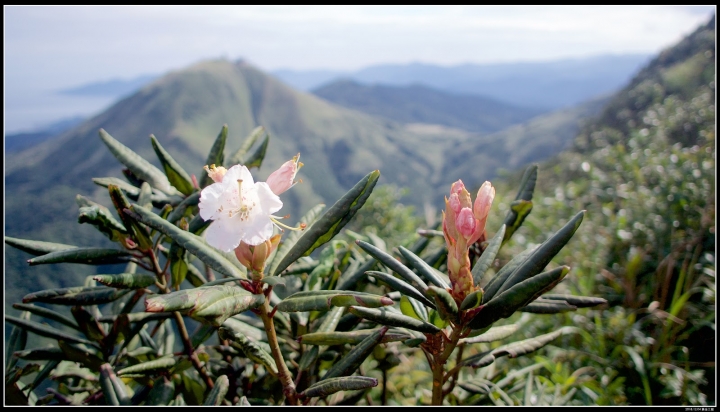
[298,329,411,345]
[137,182,154,210]
[4,315,92,346]
[5,317,28,371]
[503,164,537,243]
[26,247,133,266]
[460,324,519,345]
[77,202,129,242]
[463,327,575,368]
[356,240,428,291]
[468,266,570,330]
[426,286,458,321]
[169,242,189,289]
[460,289,484,311]
[93,273,156,289]
[99,129,177,195]
[397,246,449,289]
[150,134,195,196]
[108,184,154,251]
[301,376,378,399]
[116,356,176,376]
[128,204,246,279]
[271,170,380,276]
[165,191,201,224]
[321,326,388,380]
[276,290,393,312]
[482,245,537,304]
[519,299,577,314]
[242,133,269,170]
[227,126,268,167]
[218,328,278,375]
[204,375,229,406]
[58,341,105,372]
[541,294,608,308]
[71,306,106,342]
[4,236,77,256]
[145,285,265,327]
[145,377,175,406]
[199,124,228,188]
[399,295,427,322]
[348,306,441,334]
[495,211,584,297]
[367,271,435,309]
[12,347,64,362]
[336,257,376,291]
[11,304,77,331]
[471,224,506,286]
[268,203,326,277]
[22,286,131,306]
[93,177,177,206]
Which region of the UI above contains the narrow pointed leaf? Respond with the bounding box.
[367,271,435,309]
[268,203,326,277]
[397,246,449,289]
[108,184,154,251]
[23,286,131,306]
[495,211,584,297]
[357,240,428,291]
[12,303,79,330]
[218,328,277,374]
[99,129,177,195]
[298,329,411,345]
[468,266,569,330]
[199,124,228,188]
[321,326,388,380]
[58,341,105,372]
[4,236,77,256]
[150,134,194,195]
[190,289,265,327]
[145,377,175,406]
[348,306,441,334]
[227,126,267,167]
[503,164,537,243]
[27,247,133,266]
[4,315,92,345]
[77,203,129,242]
[519,299,577,313]
[460,289,484,311]
[128,204,246,278]
[471,224,506,286]
[336,257,377,291]
[204,375,230,406]
[271,170,380,276]
[460,324,519,345]
[463,327,575,368]
[93,273,156,289]
[116,357,176,376]
[6,321,28,371]
[302,376,378,399]
[276,290,393,313]
[166,191,201,224]
[400,295,427,322]
[426,286,458,321]
[242,133,269,170]
[13,347,64,362]
[541,294,608,308]
[71,306,106,342]
[482,245,538,304]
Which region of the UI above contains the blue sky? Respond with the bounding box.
[3,5,715,132]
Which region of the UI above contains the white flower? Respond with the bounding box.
[199,165,282,251]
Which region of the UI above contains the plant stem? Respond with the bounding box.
[258,297,297,405]
[173,312,214,389]
[431,325,465,405]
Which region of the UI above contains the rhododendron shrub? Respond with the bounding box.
[5,124,605,406]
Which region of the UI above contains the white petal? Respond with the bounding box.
[225,165,255,186]
[241,217,275,246]
[255,182,283,215]
[204,220,241,252]
[199,183,225,220]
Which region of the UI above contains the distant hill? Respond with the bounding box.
[59,74,159,97]
[5,116,85,153]
[312,80,543,134]
[273,53,651,110]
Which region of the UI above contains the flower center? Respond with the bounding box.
[221,179,257,222]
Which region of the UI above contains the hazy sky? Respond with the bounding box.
[5,5,715,90]
[3,5,715,132]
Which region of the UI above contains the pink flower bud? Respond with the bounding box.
[267,153,303,195]
[473,181,495,222]
[456,207,477,239]
[450,179,465,195]
[448,193,462,214]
